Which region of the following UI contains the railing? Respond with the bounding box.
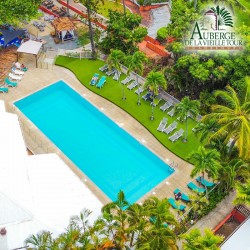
[57,48,92,59]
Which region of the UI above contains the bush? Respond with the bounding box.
[157,27,168,43]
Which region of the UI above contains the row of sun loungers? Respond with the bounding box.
[168,178,215,211]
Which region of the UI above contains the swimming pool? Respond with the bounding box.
[15,81,174,203]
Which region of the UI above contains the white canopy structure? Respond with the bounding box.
[0,101,102,249]
[221,217,250,250]
[16,40,43,67]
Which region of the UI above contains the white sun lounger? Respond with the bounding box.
[127,81,138,90]
[135,86,144,95]
[160,100,173,111]
[9,73,22,81]
[157,117,168,132]
[169,128,184,142]
[121,75,133,85]
[167,108,175,117]
[12,68,24,76]
[99,64,108,72]
[106,68,116,76]
[163,121,178,134]
[113,71,121,81]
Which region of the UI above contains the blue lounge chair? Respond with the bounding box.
[196,176,215,187]
[90,73,99,86]
[0,87,8,93]
[187,182,205,193]
[174,188,190,202]
[4,78,17,87]
[168,198,186,211]
[96,76,106,88]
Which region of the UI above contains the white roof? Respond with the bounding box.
[0,100,102,249]
[17,40,43,55]
[221,217,250,250]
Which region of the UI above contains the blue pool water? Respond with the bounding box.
[15,81,174,203]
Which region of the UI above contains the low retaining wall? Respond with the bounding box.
[146,41,169,57]
[39,5,59,17]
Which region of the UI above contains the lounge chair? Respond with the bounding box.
[157,117,168,132]
[160,100,173,111]
[168,198,186,211]
[187,182,205,193]
[127,81,138,90]
[113,71,121,81]
[196,176,215,187]
[163,121,178,135]
[142,92,153,101]
[135,86,144,95]
[9,73,22,81]
[167,108,175,117]
[174,188,190,202]
[106,68,116,76]
[96,76,106,88]
[169,128,184,142]
[121,75,133,85]
[90,73,99,86]
[12,68,24,76]
[99,64,108,72]
[0,87,8,93]
[4,78,17,87]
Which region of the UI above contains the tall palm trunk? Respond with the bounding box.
[136,75,141,105]
[86,1,96,59]
[67,0,70,16]
[122,0,126,20]
[202,172,208,199]
[150,95,155,120]
[120,71,126,100]
[228,138,236,155]
[184,114,188,142]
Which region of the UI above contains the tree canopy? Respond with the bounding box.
[0,0,41,25]
[99,10,147,54]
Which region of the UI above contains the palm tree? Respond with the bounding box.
[144,71,167,120]
[56,226,81,249]
[219,159,250,191]
[234,179,250,206]
[126,51,148,105]
[136,197,178,250]
[194,119,219,143]
[181,228,224,250]
[175,96,200,142]
[107,49,126,100]
[202,79,250,159]
[24,231,53,250]
[188,146,221,197]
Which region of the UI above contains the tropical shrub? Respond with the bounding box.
[157,26,168,43]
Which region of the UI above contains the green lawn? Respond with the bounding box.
[97,0,129,18]
[55,56,201,161]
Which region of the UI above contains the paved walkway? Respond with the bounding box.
[190,191,237,231]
